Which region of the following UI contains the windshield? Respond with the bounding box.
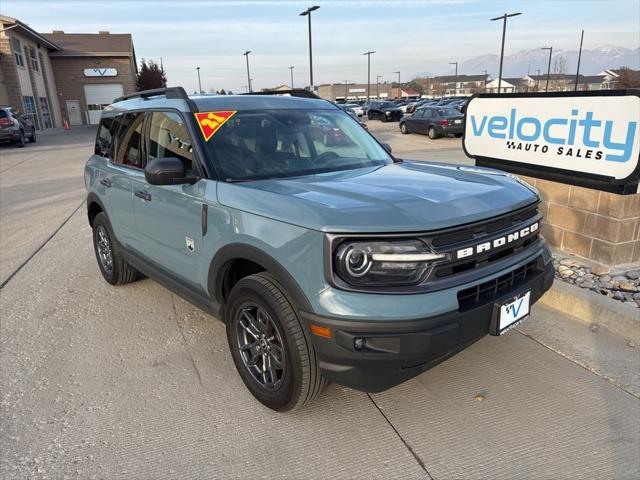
[205,109,392,182]
[381,102,396,108]
[437,108,461,117]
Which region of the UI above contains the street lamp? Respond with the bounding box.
[575,30,584,91]
[363,51,375,100]
[541,46,553,92]
[196,66,202,94]
[243,51,252,93]
[449,62,458,96]
[289,66,295,89]
[393,71,400,99]
[490,12,522,94]
[300,5,320,90]
[376,75,383,98]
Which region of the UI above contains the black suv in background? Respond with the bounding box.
[366,101,403,122]
[0,107,36,147]
[399,106,465,139]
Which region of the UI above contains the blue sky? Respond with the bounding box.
[3,0,639,92]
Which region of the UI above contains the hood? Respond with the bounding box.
[217,161,539,233]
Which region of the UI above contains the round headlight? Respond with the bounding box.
[344,248,372,277]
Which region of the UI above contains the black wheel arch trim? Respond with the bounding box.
[86,192,108,227]
[209,243,314,314]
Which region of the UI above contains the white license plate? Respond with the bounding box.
[496,291,530,334]
[454,119,462,124]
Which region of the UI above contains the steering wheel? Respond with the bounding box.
[314,151,340,164]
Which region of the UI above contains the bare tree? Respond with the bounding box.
[550,54,568,91]
[615,66,640,88]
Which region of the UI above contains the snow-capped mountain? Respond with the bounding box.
[454,45,639,77]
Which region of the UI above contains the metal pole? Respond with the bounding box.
[544,47,553,92]
[574,30,584,91]
[196,67,202,94]
[393,71,400,99]
[307,13,313,89]
[289,66,295,89]
[363,51,375,100]
[243,51,252,92]
[491,12,521,94]
[344,80,349,100]
[449,62,458,96]
[376,75,382,98]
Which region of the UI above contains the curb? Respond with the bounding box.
[539,280,640,343]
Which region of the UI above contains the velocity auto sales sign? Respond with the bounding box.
[463,90,640,194]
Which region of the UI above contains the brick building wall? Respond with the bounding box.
[0,37,24,111]
[519,175,640,268]
[48,56,136,124]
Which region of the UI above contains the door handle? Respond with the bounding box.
[99,178,112,188]
[134,190,152,202]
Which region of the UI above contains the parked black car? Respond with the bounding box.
[399,106,464,138]
[0,106,36,147]
[366,101,403,122]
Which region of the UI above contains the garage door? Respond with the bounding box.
[84,83,124,124]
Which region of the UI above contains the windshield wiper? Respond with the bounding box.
[225,177,263,183]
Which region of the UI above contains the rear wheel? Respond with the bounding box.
[454,133,463,138]
[226,272,326,411]
[428,126,439,139]
[367,111,373,120]
[92,212,139,285]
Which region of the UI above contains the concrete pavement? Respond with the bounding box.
[1,125,639,479]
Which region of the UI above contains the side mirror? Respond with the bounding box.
[144,157,197,186]
[381,142,392,154]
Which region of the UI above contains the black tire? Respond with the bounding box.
[226,272,326,412]
[400,123,409,134]
[29,129,36,143]
[454,133,463,138]
[92,212,139,285]
[15,131,25,148]
[428,126,439,139]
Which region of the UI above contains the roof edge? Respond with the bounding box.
[0,15,61,50]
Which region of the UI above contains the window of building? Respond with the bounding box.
[29,47,39,71]
[147,111,194,175]
[22,96,40,130]
[38,97,52,128]
[115,113,145,169]
[12,38,25,67]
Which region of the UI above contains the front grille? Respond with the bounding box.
[456,259,540,311]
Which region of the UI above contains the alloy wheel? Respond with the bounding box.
[235,304,286,390]
[96,225,114,274]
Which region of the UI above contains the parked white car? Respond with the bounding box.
[342,103,364,116]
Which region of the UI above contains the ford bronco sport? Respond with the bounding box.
[85,87,554,411]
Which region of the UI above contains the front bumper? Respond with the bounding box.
[301,257,554,393]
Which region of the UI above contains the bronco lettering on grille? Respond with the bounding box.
[456,222,539,260]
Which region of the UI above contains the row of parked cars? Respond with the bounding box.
[336,97,466,139]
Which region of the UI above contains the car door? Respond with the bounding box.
[407,109,425,132]
[422,109,436,133]
[95,113,142,248]
[130,110,208,291]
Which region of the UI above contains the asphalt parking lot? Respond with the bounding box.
[1,124,639,479]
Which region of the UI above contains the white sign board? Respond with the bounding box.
[463,91,640,194]
[84,68,118,77]
[349,88,366,93]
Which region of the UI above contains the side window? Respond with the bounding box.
[115,113,145,169]
[147,111,194,175]
[11,38,24,67]
[413,110,424,119]
[95,115,122,159]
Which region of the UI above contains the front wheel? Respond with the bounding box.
[367,111,373,120]
[400,123,409,134]
[226,272,326,411]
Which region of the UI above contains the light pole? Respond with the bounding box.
[300,6,320,90]
[376,75,383,98]
[289,66,295,89]
[449,62,458,96]
[575,30,584,91]
[483,69,488,91]
[541,46,553,92]
[363,51,375,100]
[490,12,522,94]
[243,51,252,92]
[343,80,349,101]
[196,66,202,94]
[393,71,400,99]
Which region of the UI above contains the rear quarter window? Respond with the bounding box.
[95,115,121,159]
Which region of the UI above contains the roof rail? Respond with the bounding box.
[243,89,321,99]
[114,87,199,112]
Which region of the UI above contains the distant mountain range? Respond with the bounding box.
[447,45,639,78]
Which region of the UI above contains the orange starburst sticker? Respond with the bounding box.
[194,111,237,141]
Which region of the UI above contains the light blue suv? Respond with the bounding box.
[85,87,554,411]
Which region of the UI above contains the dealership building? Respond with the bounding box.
[0,15,137,129]
[317,82,420,102]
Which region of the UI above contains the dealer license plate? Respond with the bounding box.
[454,119,462,124]
[491,290,530,335]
